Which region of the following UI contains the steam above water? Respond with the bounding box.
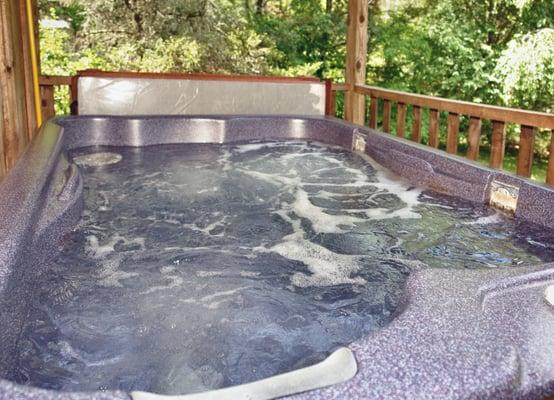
[14,141,554,394]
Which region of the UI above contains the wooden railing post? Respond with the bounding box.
[40,85,55,121]
[396,103,406,138]
[382,100,391,133]
[369,96,377,129]
[546,131,554,185]
[328,90,336,117]
[446,113,459,154]
[490,121,506,169]
[467,117,482,160]
[344,0,368,125]
[428,109,439,148]
[516,125,535,177]
[411,105,422,143]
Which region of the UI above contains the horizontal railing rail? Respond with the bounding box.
[332,83,554,186]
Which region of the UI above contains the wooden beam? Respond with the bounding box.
[331,83,348,91]
[344,0,368,125]
[39,75,73,86]
[516,125,535,178]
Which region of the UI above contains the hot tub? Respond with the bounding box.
[0,116,553,400]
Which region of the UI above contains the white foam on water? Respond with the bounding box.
[85,234,145,259]
[233,141,310,154]
[197,187,219,194]
[257,212,366,287]
[239,142,426,286]
[240,150,421,233]
[463,212,504,225]
[291,189,364,233]
[196,271,225,277]
[183,218,226,237]
[161,266,177,274]
[96,255,140,288]
[142,271,184,294]
[218,149,233,171]
[85,235,117,258]
[141,172,163,180]
[248,143,420,230]
[180,287,249,309]
[95,191,111,212]
[239,271,262,277]
[85,234,146,287]
[73,152,122,167]
[355,151,423,217]
[239,168,301,188]
[421,202,456,210]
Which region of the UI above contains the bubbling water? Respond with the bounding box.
[13,141,554,395]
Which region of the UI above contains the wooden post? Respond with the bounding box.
[324,79,334,116]
[516,125,535,178]
[490,120,506,169]
[396,103,406,138]
[40,85,56,121]
[369,96,377,129]
[411,105,422,143]
[328,90,336,117]
[1,0,22,172]
[382,100,391,133]
[428,109,439,148]
[19,0,40,140]
[547,131,554,185]
[0,0,39,179]
[466,116,481,160]
[446,112,459,154]
[344,0,368,125]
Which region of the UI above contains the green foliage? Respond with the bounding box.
[39,0,553,169]
[495,28,554,111]
[367,0,553,164]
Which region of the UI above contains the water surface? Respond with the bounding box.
[14,141,554,394]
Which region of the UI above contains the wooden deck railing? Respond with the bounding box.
[38,75,554,186]
[333,83,554,186]
[38,75,74,120]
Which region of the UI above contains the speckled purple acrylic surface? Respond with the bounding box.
[0,116,552,400]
